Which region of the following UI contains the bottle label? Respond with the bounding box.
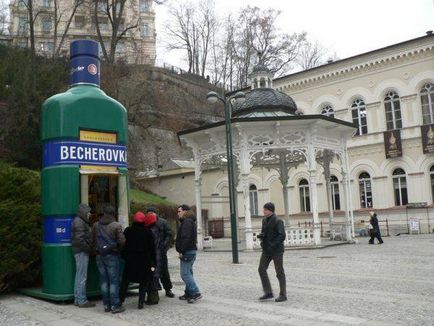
[70,56,100,86]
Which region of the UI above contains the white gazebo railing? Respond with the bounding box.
[252,228,315,249]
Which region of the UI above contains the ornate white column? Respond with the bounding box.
[279,152,290,225]
[117,174,129,229]
[340,149,353,242]
[194,157,203,250]
[308,145,321,245]
[238,148,253,250]
[320,150,334,239]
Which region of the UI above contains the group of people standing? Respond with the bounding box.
[71,203,201,313]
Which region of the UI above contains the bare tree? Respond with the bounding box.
[52,0,85,57]
[94,0,140,64]
[296,39,326,70]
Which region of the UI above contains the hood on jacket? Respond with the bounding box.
[181,210,196,222]
[77,203,91,222]
[99,213,116,225]
[144,212,157,227]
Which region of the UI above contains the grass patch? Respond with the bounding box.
[130,188,173,205]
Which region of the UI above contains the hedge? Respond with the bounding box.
[0,161,42,293]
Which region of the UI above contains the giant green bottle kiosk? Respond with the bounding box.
[31,40,129,300]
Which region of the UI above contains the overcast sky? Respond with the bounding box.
[155,0,434,69]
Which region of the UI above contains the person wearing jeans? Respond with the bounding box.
[176,205,202,303]
[92,206,126,313]
[71,203,95,308]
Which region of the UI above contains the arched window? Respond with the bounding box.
[421,83,434,125]
[430,165,434,203]
[352,99,367,135]
[330,175,340,210]
[392,168,408,206]
[299,179,310,212]
[384,91,402,130]
[359,172,373,208]
[249,184,258,216]
[260,78,266,88]
[321,105,334,118]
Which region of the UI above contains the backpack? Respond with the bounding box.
[96,222,118,256]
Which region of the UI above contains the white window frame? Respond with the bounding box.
[384,91,402,130]
[421,83,434,125]
[299,179,310,212]
[249,184,258,216]
[352,99,368,135]
[330,175,340,210]
[359,172,373,208]
[392,168,408,206]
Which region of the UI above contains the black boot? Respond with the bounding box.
[259,293,273,300]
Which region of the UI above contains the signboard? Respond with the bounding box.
[44,217,73,243]
[43,140,127,168]
[384,130,402,159]
[421,124,434,154]
[80,130,118,172]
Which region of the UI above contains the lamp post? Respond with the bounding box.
[207,91,245,264]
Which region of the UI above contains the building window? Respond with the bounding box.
[75,16,85,29]
[42,0,51,8]
[141,23,149,37]
[352,98,367,135]
[18,16,29,33]
[92,16,109,30]
[384,91,402,130]
[421,83,434,125]
[116,41,125,53]
[249,184,258,216]
[299,179,310,212]
[430,165,434,203]
[41,18,52,33]
[392,168,408,206]
[330,175,340,210]
[359,172,373,208]
[321,105,334,118]
[140,0,150,12]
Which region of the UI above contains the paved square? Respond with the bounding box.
[1,235,434,325]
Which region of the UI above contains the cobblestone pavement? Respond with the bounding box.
[1,235,434,326]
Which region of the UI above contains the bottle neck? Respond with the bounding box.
[69,55,100,87]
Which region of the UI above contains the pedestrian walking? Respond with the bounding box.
[71,203,95,308]
[257,202,287,302]
[92,205,126,313]
[176,205,202,304]
[369,211,384,244]
[147,207,175,298]
[120,211,156,309]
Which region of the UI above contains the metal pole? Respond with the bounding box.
[223,98,239,264]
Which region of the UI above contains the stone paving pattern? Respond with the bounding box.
[1,235,434,325]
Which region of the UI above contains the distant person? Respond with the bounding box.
[176,205,202,303]
[120,211,156,309]
[257,202,287,302]
[143,211,162,305]
[369,211,384,244]
[93,205,126,313]
[71,203,95,308]
[146,207,175,298]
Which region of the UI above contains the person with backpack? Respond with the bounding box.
[92,205,126,313]
[71,203,95,308]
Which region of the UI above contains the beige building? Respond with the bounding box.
[8,0,156,64]
[140,33,434,237]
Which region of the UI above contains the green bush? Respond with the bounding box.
[0,161,42,293]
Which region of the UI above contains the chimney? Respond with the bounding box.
[426,30,433,36]
[327,58,334,64]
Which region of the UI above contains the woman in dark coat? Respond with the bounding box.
[369,211,384,244]
[120,211,156,309]
[143,211,161,305]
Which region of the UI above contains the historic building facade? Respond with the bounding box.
[140,33,434,237]
[8,0,156,64]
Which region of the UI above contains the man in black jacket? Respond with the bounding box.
[257,202,287,302]
[176,205,202,304]
[369,211,384,244]
[147,207,175,298]
[71,203,95,308]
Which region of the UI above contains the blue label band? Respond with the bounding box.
[70,56,100,86]
[43,140,128,168]
[44,216,74,244]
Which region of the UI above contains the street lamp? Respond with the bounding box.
[207,90,246,264]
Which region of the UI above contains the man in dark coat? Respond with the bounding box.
[147,207,174,298]
[176,205,201,304]
[71,203,95,308]
[369,211,384,244]
[120,211,156,309]
[92,205,126,313]
[257,202,287,302]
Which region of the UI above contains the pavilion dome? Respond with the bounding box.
[232,61,298,118]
